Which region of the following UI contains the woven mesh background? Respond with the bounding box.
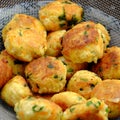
[0,0,120,120]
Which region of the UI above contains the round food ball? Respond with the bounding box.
[1,75,32,107]
[39,0,83,31]
[67,70,102,99]
[14,96,63,120]
[46,30,66,57]
[5,27,47,62]
[25,56,67,94]
[62,21,105,63]
[2,14,46,41]
[91,46,120,79]
[51,91,86,111]
[62,97,108,120]
[58,56,88,80]
[0,50,13,89]
[91,79,120,118]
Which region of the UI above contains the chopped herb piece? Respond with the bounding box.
[19,30,22,36]
[32,105,44,112]
[54,74,58,79]
[24,84,27,87]
[70,107,75,113]
[78,97,82,100]
[60,76,63,81]
[86,24,90,28]
[86,101,93,106]
[67,68,73,72]
[26,73,32,79]
[80,78,88,81]
[94,101,101,108]
[58,8,66,21]
[79,88,83,91]
[90,83,95,89]
[47,63,54,69]
[26,27,30,29]
[68,15,78,27]
[105,107,110,113]
[62,1,72,4]
[62,61,67,65]
[84,31,88,36]
[60,23,66,27]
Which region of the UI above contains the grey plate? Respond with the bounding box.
[0,0,120,120]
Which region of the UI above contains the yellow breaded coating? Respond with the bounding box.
[62,21,104,63]
[14,96,63,120]
[1,75,32,107]
[5,27,47,62]
[67,70,102,99]
[91,79,120,118]
[62,97,108,120]
[25,56,67,94]
[2,14,46,41]
[39,0,83,31]
[92,46,120,79]
[46,30,66,57]
[58,56,88,80]
[51,91,86,111]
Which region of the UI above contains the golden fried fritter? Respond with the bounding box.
[46,30,66,57]
[58,56,88,80]
[51,91,86,111]
[92,46,120,79]
[14,96,63,120]
[25,56,67,94]
[67,70,102,99]
[1,75,32,107]
[62,21,104,63]
[91,79,120,118]
[39,0,83,31]
[62,97,108,120]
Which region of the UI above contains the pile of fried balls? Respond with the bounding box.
[0,0,120,120]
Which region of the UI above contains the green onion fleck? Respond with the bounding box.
[32,105,44,112]
[67,68,73,72]
[47,63,54,69]
[69,107,75,113]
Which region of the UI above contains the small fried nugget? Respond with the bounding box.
[5,27,47,62]
[67,70,102,99]
[39,0,83,31]
[62,97,108,120]
[62,21,104,63]
[1,75,32,107]
[91,46,120,79]
[2,14,46,41]
[46,30,66,57]
[25,56,67,94]
[58,56,88,80]
[91,79,120,118]
[51,91,86,111]
[14,96,63,120]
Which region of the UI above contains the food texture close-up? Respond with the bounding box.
[0,0,120,120]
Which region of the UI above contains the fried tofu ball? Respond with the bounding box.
[46,30,66,57]
[67,70,102,99]
[58,56,88,80]
[1,75,32,107]
[2,14,46,41]
[25,56,67,94]
[5,27,47,62]
[91,46,120,79]
[0,49,26,88]
[51,91,86,111]
[14,96,63,120]
[39,0,83,31]
[62,21,105,63]
[62,97,108,120]
[91,79,120,118]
